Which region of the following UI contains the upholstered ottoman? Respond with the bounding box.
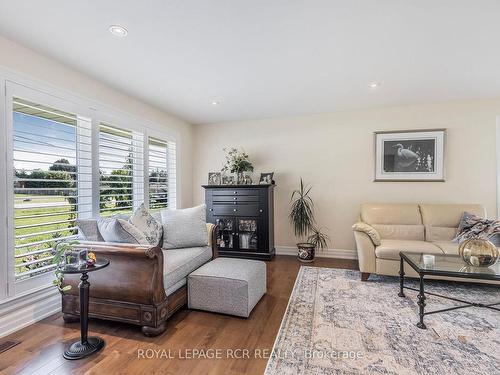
[188,257,266,317]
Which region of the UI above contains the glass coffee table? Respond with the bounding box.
[398,252,500,329]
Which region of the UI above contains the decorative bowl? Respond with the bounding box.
[458,238,499,267]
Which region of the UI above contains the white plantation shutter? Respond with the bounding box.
[12,97,92,281]
[4,80,179,299]
[167,140,177,209]
[148,136,177,210]
[99,123,144,216]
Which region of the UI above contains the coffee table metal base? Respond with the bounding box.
[63,336,105,360]
[399,255,500,329]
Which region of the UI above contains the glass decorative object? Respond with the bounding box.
[78,249,89,267]
[64,249,80,268]
[459,238,499,267]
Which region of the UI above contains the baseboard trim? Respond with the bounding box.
[276,246,358,260]
[0,286,61,338]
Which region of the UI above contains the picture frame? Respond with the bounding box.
[221,173,236,185]
[241,172,253,185]
[259,172,274,185]
[207,172,221,185]
[374,129,446,182]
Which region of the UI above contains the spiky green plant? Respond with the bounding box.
[289,178,314,238]
[307,227,330,252]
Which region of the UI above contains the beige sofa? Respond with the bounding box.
[353,203,498,284]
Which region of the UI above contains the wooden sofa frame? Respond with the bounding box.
[61,225,218,337]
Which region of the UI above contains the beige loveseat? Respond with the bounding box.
[353,203,498,283]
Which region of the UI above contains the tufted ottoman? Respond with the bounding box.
[188,257,266,318]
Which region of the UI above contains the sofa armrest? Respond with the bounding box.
[352,222,381,246]
[353,229,377,274]
[207,223,219,259]
[62,241,166,305]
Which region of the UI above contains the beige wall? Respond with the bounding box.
[0,36,193,207]
[193,99,500,252]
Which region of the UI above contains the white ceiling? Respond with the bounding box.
[1,1,500,124]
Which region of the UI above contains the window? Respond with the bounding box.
[99,123,144,216]
[3,80,178,298]
[148,136,177,210]
[12,97,92,282]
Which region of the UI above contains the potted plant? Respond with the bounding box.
[52,240,80,292]
[289,179,330,262]
[221,147,254,184]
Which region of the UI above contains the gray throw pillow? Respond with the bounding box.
[76,219,104,242]
[97,217,146,244]
[453,211,500,246]
[161,204,208,249]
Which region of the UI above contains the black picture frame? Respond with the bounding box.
[259,172,274,185]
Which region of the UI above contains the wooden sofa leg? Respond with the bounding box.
[142,322,167,337]
[62,313,80,323]
[361,272,370,281]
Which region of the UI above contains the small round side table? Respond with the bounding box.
[59,258,110,360]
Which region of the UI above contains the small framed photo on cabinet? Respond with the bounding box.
[208,172,221,185]
[259,172,274,185]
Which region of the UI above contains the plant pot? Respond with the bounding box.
[297,243,315,263]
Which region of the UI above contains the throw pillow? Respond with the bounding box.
[160,204,208,249]
[129,203,163,246]
[76,219,104,241]
[453,212,500,246]
[97,217,148,244]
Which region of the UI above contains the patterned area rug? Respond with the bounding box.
[265,267,500,375]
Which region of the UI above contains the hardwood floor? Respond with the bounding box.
[0,255,358,375]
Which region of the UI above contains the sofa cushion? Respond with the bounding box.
[129,203,163,246]
[76,219,104,241]
[161,205,208,249]
[372,224,424,241]
[361,204,422,225]
[431,241,459,255]
[163,246,212,292]
[117,219,150,244]
[419,204,485,227]
[97,217,146,244]
[375,239,443,260]
[425,225,457,242]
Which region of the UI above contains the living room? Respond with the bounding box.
[0,1,499,374]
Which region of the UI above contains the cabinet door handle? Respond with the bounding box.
[259,209,263,213]
[233,208,237,212]
[233,191,237,195]
[209,208,213,211]
[233,197,237,200]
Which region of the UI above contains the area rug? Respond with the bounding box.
[264,267,500,375]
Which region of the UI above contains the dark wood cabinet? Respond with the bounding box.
[203,185,275,260]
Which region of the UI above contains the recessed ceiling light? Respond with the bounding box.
[369,81,381,89]
[109,25,128,37]
[212,101,220,106]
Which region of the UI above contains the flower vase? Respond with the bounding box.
[237,172,244,185]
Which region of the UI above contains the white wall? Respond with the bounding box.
[0,35,194,207]
[193,98,500,253]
